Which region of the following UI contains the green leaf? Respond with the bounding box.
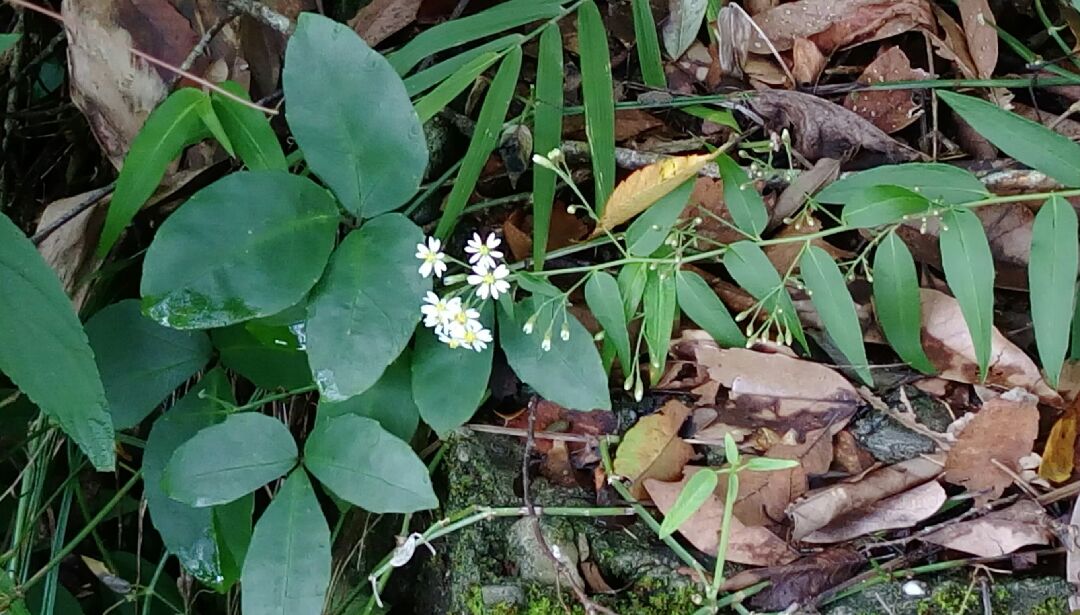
[742,457,800,472]
[403,34,523,96]
[578,0,616,213]
[872,232,935,374]
[198,95,235,157]
[939,207,995,379]
[304,414,437,513]
[413,308,493,437]
[516,271,563,297]
[841,185,934,228]
[816,163,989,205]
[211,81,287,171]
[164,412,298,507]
[141,171,339,330]
[306,214,429,400]
[681,105,739,129]
[643,267,678,385]
[434,46,522,238]
[213,495,254,590]
[212,321,312,391]
[717,153,767,237]
[98,88,210,256]
[938,91,1080,187]
[414,52,500,123]
[86,300,212,429]
[533,23,564,270]
[1073,284,1080,361]
[0,212,114,470]
[0,33,21,55]
[631,0,666,87]
[625,178,693,256]
[499,298,611,411]
[389,0,566,75]
[723,241,807,351]
[602,262,649,370]
[675,270,746,348]
[285,13,427,217]
[1029,196,1079,388]
[662,0,708,59]
[144,369,242,589]
[657,469,716,538]
[320,349,420,442]
[585,272,633,375]
[724,432,739,465]
[799,246,872,385]
[241,470,330,615]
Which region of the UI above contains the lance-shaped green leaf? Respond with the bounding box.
[723,241,807,351]
[939,207,995,379]
[164,413,298,507]
[799,246,872,385]
[625,178,693,256]
[304,415,438,513]
[1029,196,1079,388]
[320,350,420,442]
[841,185,933,228]
[643,267,677,384]
[306,214,429,400]
[602,262,650,371]
[717,153,767,237]
[0,212,114,470]
[412,308,493,437]
[658,468,717,539]
[585,271,633,375]
[403,34,523,96]
[631,0,665,87]
[285,13,427,217]
[211,81,287,171]
[578,0,616,212]
[197,96,234,157]
[98,88,210,256]
[413,52,500,123]
[817,162,988,205]
[241,470,330,615]
[938,91,1080,187]
[872,232,935,374]
[141,171,339,330]
[676,270,746,348]
[532,23,563,270]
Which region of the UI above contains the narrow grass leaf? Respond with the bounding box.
[625,178,693,256]
[658,469,717,538]
[841,185,933,228]
[578,0,617,212]
[872,232,935,374]
[662,0,708,59]
[643,268,678,384]
[717,153,767,237]
[414,52,500,123]
[816,162,988,205]
[1029,195,1079,388]
[413,307,494,437]
[211,81,287,171]
[533,24,563,270]
[435,46,521,238]
[800,246,872,385]
[320,350,420,442]
[938,91,1080,187]
[676,270,746,348]
[631,0,666,87]
[403,34,522,96]
[98,88,209,256]
[723,241,807,351]
[939,207,995,379]
[586,272,634,375]
[197,96,234,157]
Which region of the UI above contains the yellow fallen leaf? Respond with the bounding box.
[613,400,694,498]
[1039,398,1079,482]
[591,151,719,237]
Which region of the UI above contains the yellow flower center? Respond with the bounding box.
[483,273,495,284]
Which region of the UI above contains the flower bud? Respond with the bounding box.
[541,336,552,351]
[560,322,570,341]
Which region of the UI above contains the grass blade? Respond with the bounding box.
[578,0,617,212]
[939,207,995,379]
[404,34,523,97]
[872,232,935,374]
[532,24,563,270]
[211,81,287,171]
[414,52,500,123]
[800,246,872,385]
[631,0,666,87]
[1029,195,1079,387]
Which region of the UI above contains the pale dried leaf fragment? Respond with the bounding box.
[593,152,719,236]
[956,0,997,79]
[348,0,421,46]
[922,500,1052,557]
[36,192,107,311]
[613,401,695,498]
[791,37,827,84]
[1038,396,1079,483]
[750,0,934,54]
[844,47,927,134]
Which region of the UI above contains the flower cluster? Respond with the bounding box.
[415,232,511,351]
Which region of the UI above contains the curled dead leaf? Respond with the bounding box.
[791,37,827,84]
[1038,396,1080,483]
[721,547,866,611]
[613,401,694,499]
[922,500,1052,557]
[750,0,934,54]
[843,47,927,134]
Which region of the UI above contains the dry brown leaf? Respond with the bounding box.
[613,401,694,499]
[764,214,852,273]
[502,205,589,262]
[683,177,748,246]
[1068,494,1080,611]
[844,47,927,134]
[645,469,798,565]
[957,0,997,79]
[802,480,946,544]
[832,429,876,475]
[348,0,421,46]
[1038,396,1079,483]
[36,192,107,311]
[791,456,945,540]
[791,37,827,84]
[750,0,934,54]
[920,289,1062,406]
[922,500,1052,557]
[592,152,719,237]
[721,547,866,611]
[929,5,977,78]
[564,109,665,142]
[716,3,754,79]
[734,428,836,526]
[772,157,841,226]
[943,390,1039,504]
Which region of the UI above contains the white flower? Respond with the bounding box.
[532,153,558,172]
[459,319,494,352]
[465,232,504,270]
[415,237,447,278]
[420,292,460,330]
[467,263,510,300]
[437,324,465,349]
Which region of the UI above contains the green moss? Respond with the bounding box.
[914,580,1009,615]
[1030,596,1068,615]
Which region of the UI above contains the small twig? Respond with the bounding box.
[223,0,294,34]
[167,12,239,89]
[30,182,114,245]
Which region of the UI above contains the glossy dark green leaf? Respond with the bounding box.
[938,91,1080,187]
[413,309,493,437]
[625,178,693,256]
[658,468,716,538]
[723,241,807,351]
[0,212,114,470]
[164,412,298,507]
[799,246,872,385]
[98,88,210,256]
[872,232,935,374]
[141,171,338,330]
[841,185,934,228]
[304,415,437,512]
[241,470,330,615]
[939,207,995,379]
[306,214,429,400]
[643,267,677,384]
[585,272,633,375]
[285,13,427,217]
[662,0,708,59]
[212,322,312,391]
[675,270,746,348]
[212,495,253,591]
[578,0,616,212]
[1029,196,1079,388]
[717,153,767,237]
[816,163,988,205]
[86,300,212,429]
[631,0,666,86]
[499,298,611,411]
[320,349,420,441]
[211,81,287,171]
[532,23,563,270]
[403,34,522,96]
